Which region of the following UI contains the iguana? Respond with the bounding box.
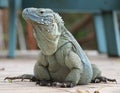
[5,8,116,87]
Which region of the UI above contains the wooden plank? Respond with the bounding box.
[22,0,120,13]
[103,12,120,56]
[0,10,5,49]
[8,0,17,58]
[93,14,107,53]
[17,15,26,50]
[0,0,8,8]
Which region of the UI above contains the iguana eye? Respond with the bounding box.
[40,11,44,14]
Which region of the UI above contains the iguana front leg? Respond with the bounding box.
[48,51,83,88]
[64,51,83,86]
[53,51,83,87]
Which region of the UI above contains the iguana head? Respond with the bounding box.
[22,8,64,55]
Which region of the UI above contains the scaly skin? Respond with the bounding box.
[5,8,116,87]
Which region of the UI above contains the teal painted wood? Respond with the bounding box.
[22,0,120,13]
[0,0,8,8]
[16,0,22,9]
[93,14,107,53]
[8,0,22,58]
[8,0,17,58]
[0,0,21,9]
[102,12,120,56]
[7,0,120,57]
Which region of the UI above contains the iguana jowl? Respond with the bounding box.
[5,8,116,87]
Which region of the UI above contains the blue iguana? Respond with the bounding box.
[5,8,116,87]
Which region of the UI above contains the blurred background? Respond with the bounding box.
[0,9,96,50]
[0,0,120,58]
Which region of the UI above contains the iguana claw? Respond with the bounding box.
[36,80,53,86]
[52,81,75,88]
[36,80,75,88]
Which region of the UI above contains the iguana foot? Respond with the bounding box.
[52,81,76,88]
[36,80,75,88]
[36,80,53,86]
[4,74,38,82]
[91,76,117,84]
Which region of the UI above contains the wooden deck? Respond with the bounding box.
[0,50,120,93]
